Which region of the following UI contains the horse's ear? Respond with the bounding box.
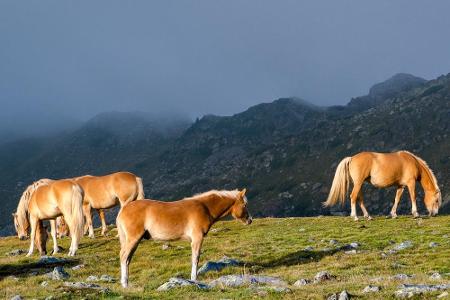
[240,188,247,196]
[12,213,16,218]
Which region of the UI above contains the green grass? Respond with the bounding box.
[1,216,449,299]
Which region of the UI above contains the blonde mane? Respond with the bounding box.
[186,189,242,201]
[401,151,441,196]
[16,179,53,226]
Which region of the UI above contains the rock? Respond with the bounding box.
[210,275,288,288]
[314,271,335,283]
[7,249,26,256]
[251,286,291,293]
[63,281,109,292]
[429,242,439,248]
[391,274,414,280]
[298,228,306,232]
[41,281,49,287]
[197,256,241,275]
[430,272,442,280]
[86,275,99,282]
[329,239,339,245]
[363,285,381,293]
[100,274,115,282]
[349,242,360,249]
[395,284,450,298]
[345,250,357,255]
[7,275,19,281]
[327,294,337,300]
[162,244,170,250]
[71,264,85,270]
[10,295,23,300]
[45,296,54,300]
[303,246,314,251]
[339,290,350,300]
[393,241,413,251]
[38,256,69,265]
[46,266,69,280]
[437,291,449,298]
[293,278,309,286]
[156,277,209,291]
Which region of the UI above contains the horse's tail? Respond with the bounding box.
[68,184,84,245]
[323,157,352,207]
[136,177,145,200]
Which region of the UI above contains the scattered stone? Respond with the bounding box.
[344,250,357,255]
[7,275,19,281]
[72,264,85,270]
[298,228,306,232]
[45,296,54,300]
[363,285,381,293]
[392,262,406,269]
[156,277,209,291]
[86,275,99,282]
[197,256,241,275]
[7,249,26,256]
[393,241,413,251]
[29,271,39,276]
[293,278,310,286]
[10,295,23,300]
[41,281,49,287]
[100,274,115,282]
[329,239,339,245]
[391,274,414,281]
[429,242,439,248]
[303,246,314,251]
[437,291,449,298]
[38,256,69,265]
[395,284,450,298]
[46,266,69,280]
[327,294,337,300]
[371,276,384,282]
[210,275,288,288]
[251,286,291,293]
[430,272,442,280]
[314,271,335,283]
[63,281,109,292]
[339,290,350,300]
[161,244,170,250]
[349,242,360,249]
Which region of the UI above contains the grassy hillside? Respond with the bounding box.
[1,216,449,299]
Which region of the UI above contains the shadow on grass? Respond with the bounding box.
[250,246,352,268]
[0,258,79,281]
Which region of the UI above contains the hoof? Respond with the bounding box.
[353,217,359,221]
[365,216,373,221]
[26,252,32,257]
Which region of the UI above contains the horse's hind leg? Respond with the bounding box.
[390,187,405,218]
[50,219,59,254]
[97,209,107,236]
[119,238,141,288]
[83,203,95,238]
[350,182,363,221]
[406,181,419,218]
[358,192,372,220]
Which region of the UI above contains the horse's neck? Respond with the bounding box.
[199,194,235,221]
[418,164,438,193]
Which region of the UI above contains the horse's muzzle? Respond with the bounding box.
[245,217,253,225]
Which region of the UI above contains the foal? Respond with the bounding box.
[116,189,252,288]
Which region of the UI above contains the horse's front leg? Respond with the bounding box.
[190,232,204,281]
[390,187,404,218]
[97,209,107,236]
[50,219,59,254]
[407,181,419,218]
[26,215,38,257]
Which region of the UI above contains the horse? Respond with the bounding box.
[324,151,441,221]
[116,189,252,288]
[74,172,144,238]
[13,179,84,256]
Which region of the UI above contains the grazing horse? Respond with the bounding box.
[324,151,441,220]
[117,189,252,288]
[74,172,144,238]
[13,179,84,256]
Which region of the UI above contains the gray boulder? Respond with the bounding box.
[71,264,85,270]
[156,277,209,291]
[363,285,380,293]
[339,290,350,300]
[395,284,450,298]
[38,256,68,265]
[314,271,335,283]
[430,272,442,280]
[293,278,310,286]
[10,296,23,300]
[46,266,69,280]
[63,281,109,292]
[7,249,26,256]
[393,241,413,251]
[429,242,439,248]
[210,274,288,288]
[197,256,241,275]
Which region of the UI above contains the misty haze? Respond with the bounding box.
[0,1,449,299]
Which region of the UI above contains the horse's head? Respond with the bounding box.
[56,216,70,238]
[231,189,252,225]
[12,212,29,240]
[424,189,441,217]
